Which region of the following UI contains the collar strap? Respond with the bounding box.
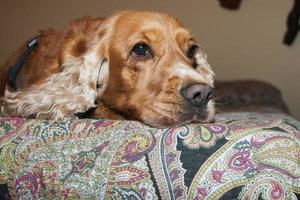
[7,37,38,90]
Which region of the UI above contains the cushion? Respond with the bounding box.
[0,112,299,199]
[215,80,289,114]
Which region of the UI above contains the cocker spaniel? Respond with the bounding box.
[0,10,215,127]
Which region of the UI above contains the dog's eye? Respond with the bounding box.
[187,44,199,59]
[131,43,152,60]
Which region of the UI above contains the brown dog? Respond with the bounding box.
[0,10,215,127]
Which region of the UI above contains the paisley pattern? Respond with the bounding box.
[0,112,299,199]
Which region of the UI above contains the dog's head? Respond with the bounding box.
[85,11,215,127]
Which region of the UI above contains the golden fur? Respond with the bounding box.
[0,11,215,127]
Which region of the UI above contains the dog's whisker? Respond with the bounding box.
[214,102,229,106]
[211,94,225,101]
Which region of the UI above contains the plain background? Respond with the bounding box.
[0,0,299,120]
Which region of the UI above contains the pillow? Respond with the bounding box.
[215,80,289,114]
[0,112,299,199]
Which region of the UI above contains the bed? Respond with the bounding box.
[0,80,299,199]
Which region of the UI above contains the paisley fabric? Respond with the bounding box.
[0,112,299,199]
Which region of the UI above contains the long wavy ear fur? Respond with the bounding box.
[0,19,110,120]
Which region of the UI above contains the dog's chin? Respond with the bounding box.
[141,101,215,128]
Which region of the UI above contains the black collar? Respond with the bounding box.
[7,37,38,90]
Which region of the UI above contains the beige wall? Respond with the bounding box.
[1,0,299,120]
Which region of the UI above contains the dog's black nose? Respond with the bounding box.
[181,84,213,107]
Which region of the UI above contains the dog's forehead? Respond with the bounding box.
[113,11,191,42]
[115,11,181,26]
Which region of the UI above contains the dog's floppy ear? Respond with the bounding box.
[79,31,110,107]
[0,18,112,120]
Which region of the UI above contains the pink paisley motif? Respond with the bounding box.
[174,185,184,199]
[15,174,39,194]
[239,173,289,200]
[93,120,114,128]
[106,133,155,197]
[169,169,180,182]
[0,118,25,143]
[139,187,147,198]
[112,134,155,165]
[15,161,81,199]
[194,187,207,200]
[211,169,225,183]
[125,140,139,153]
[123,123,138,131]
[250,135,288,148]
[228,150,253,172]
[0,117,24,127]
[114,166,149,185]
[205,124,226,134]
[164,128,176,146]
[270,181,284,199]
[123,140,146,162]
[166,152,176,167]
